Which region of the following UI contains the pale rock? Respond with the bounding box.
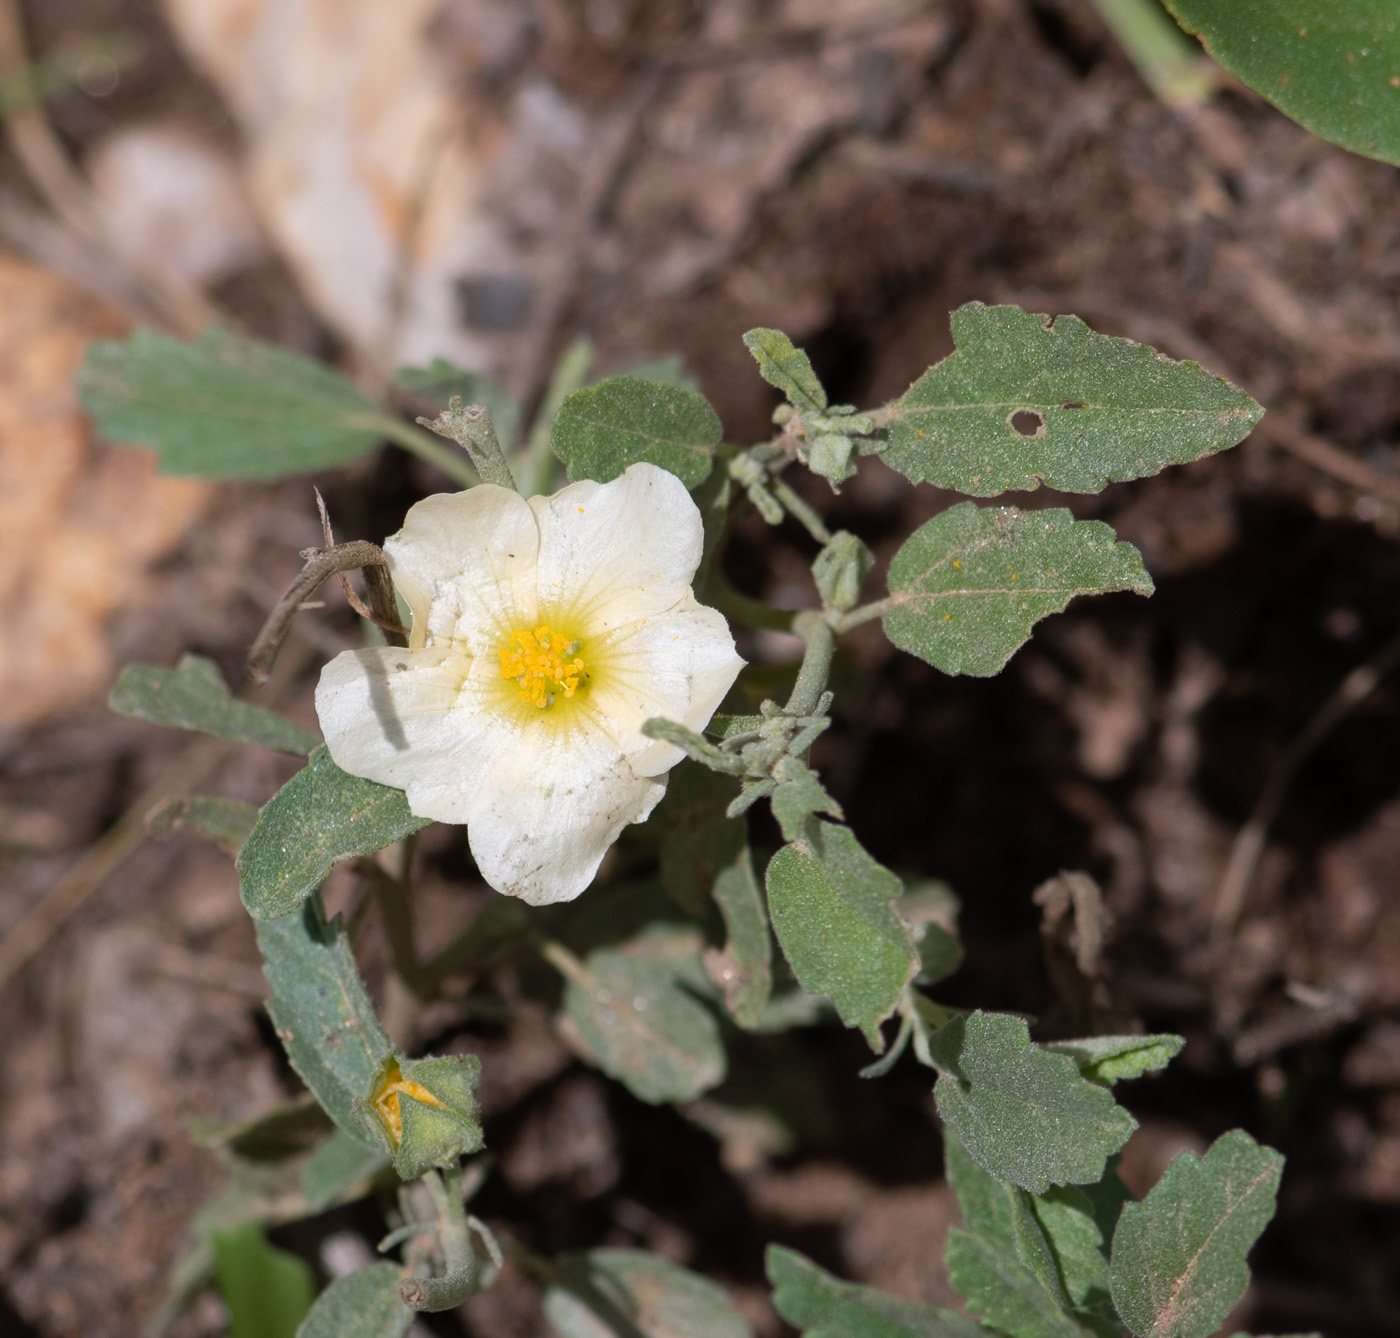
[161,0,513,367]
[85,121,268,287]
[0,256,207,733]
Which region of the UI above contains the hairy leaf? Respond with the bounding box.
[879,304,1261,495]
[561,930,726,1104]
[148,795,260,854]
[1165,3,1400,167]
[770,758,844,842]
[883,503,1152,677]
[944,1229,1085,1338]
[742,328,827,414]
[112,655,318,754]
[256,898,391,1150]
[1032,1187,1112,1313]
[551,375,721,486]
[296,1264,413,1338]
[765,821,918,1048]
[238,746,428,920]
[944,1128,1019,1253]
[703,848,773,1029]
[301,1130,391,1211]
[929,1012,1137,1193]
[213,1222,315,1338]
[1048,1034,1185,1086]
[657,763,743,918]
[80,327,386,478]
[767,1245,982,1338]
[1110,1130,1283,1338]
[544,1248,752,1338]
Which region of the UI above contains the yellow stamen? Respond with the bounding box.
[371,1059,447,1147]
[498,624,587,708]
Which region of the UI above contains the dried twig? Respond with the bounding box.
[246,540,408,683]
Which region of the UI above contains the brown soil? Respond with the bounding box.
[4,1,1400,1335]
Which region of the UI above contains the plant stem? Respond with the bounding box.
[833,594,899,634]
[375,414,480,488]
[399,1166,482,1311]
[786,612,836,718]
[416,400,519,490]
[771,477,833,544]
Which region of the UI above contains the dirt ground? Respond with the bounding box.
[4,1,1400,1335]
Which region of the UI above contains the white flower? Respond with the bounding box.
[315,462,744,905]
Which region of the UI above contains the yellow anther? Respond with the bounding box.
[499,623,587,708]
[371,1059,447,1147]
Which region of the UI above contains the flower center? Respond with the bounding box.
[370,1059,446,1147]
[498,624,587,709]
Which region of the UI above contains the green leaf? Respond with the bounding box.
[944,1127,1019,1253]
[296,1264,413,1338]
[1110,1130,1284,1338]
[765,821,919,1048]
[255,898,391,1150]
[301,1129,391,1211]
[551,375,721,487]
[1047,1034,1185,1086]
[561,929,727,1104]
[929,1012,1137,1193]
[79,328,387,478]
[766,1245,982,1338]
[742,328,827,414]
[544,1248,752,1338]
[212,1222,315,1338]
[148,795,260,854]
[237,746,429,920]
[944,1228,1085,1338]
[703,847,772,1030]
[111,655,318,754]
[896,879,964,986]
[611,353,700,392]
[879,304,1261,496]
[770,757,844,842]
[883,503,1153,677]
[1165,3,1400,167]
[395,358,521,449]
[1032,1187,1112,1313]
[657,762,744,918]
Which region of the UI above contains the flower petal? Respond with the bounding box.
[529,462,703,630]
[465,715,665,905]
[588,597,745,775]
[384,485,539,650]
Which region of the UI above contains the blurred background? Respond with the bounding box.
[3,1,1400,1334]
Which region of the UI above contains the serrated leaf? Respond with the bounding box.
[562,929,726,1104]
[296,1264,413,1338]
[879,304,1261,496]
[883,503,1153,677]
[766,1245,982,1338]
[544,1248,752,1338]
[765,820,919,1048]
[237,746,429,920]
[551,375,721,487]
[213,1222,315,1338]
[395,358,521,449]
[929,1012,1137,1193]
[944,1229,1085,1338]
[256,898,390,1150]
[111,655,318,754]
[1165,3,1400,167]
[79,328,387,478]
[742,328,827,414]
[1048,1034,1185,1086]
[657,762,744,918]
[1110,1130,1283,1338]
[703,847,772,1030]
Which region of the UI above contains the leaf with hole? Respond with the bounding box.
[212,1222,315,1338]
[1109,1130,1283,1338]
[255,898,391,1151]
[878,304,1261,496]
[703,847,772,1030]
[1047,1034,1185,1086]
[295,1263,414,1338]
[765,820,918,1048]
[551,375,721,487]
[883,503,1153,677]
[766,1245,982,1338]
[237,746,428,920]
[1165,3,1400,167]
[742,328,827,414]
[929,1011,1137,1193]
[79,328,388,478]
[560,928,726,1104]
[544,1248,753,1338]
[112,654,318,754]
